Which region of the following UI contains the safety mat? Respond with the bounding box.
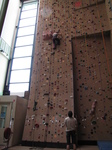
[97,141,112,150]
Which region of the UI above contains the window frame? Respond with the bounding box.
[8,0,39,97]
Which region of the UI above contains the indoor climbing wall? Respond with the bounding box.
[73,34,112,140]
[23,0,112,144]
[106,0,112,29]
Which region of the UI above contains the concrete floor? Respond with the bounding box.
[7,145,99,150]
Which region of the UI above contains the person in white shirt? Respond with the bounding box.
[64,111,77,150]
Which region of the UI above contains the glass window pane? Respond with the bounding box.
[16,35,34,47]
[9,83,29,96]
[0,105,7,128]
[21,9,37,19]
[22,2,37,11]
[14,46,33,58]
[12,57,31,70]
[17,26,35,36]
[10,70,30,83]
[19,17,36,27]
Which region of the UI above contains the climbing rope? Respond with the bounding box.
[96,0,112,83]
[29,0,44,146]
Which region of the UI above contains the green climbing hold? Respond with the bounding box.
[91,120,96,125]
[59,114,61,117]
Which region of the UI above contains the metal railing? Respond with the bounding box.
[0,37,10,59]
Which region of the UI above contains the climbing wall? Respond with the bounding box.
[106,0,112,29]
[73,33,112,140]
[23,0,112,144]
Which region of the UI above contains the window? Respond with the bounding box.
[0,105,7,128]
[9,1,38,97]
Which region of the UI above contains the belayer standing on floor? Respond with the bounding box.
[62,111,77,150]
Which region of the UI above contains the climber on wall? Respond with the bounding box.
[43,30,62,49]
[52,30,62,49]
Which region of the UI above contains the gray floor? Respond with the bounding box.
[7,145,99,150]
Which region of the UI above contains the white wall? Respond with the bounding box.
[1,0,20,47]
[0,54,8,95]
[0,0,21,95]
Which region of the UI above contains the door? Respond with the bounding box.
[0,102,12,145]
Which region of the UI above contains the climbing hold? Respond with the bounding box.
[90,100,97,115]
[33,101,37,111]
[91,120,97,125]
[35,123,39,128]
